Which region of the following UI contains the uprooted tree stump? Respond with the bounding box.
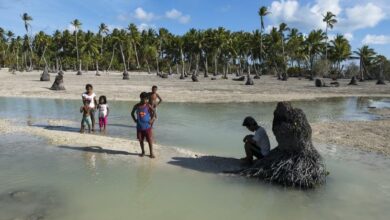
[40,67,50,81]
[239,102,327,189]
[376,78,386,85]
[349,76,358,85]
[315,79,326,87]
[123,71,129,80]
[245,75,254,85]
[192,74,199,82]
[50,72,65,90]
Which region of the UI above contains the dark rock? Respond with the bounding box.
[50,72,65,90]
[76,70,82,75]
[211,77,217,80]
[123,71,129,80]
[179,75,185,80]
[191,74,199,82]
[232,76,245,81]
[349,76,358,85]
[40,67,50,81]
[160,74,168,79]
[254,75,261,79]
[240,102,327,188]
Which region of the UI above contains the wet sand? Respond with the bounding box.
[1,69,389,103]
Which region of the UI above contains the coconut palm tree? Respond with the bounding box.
[81,33,100,75]
[305,29,326,78]
[352,45,376,81]
[98,23,109,55]
[278,23,289,80]
[21,13,33,70]
[329,34,351,77]
[128,23,141,69]
[258,6,270,76]
[323,11,337,61]
[71,19,82,75]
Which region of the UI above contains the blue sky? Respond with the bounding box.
[0,0,389,57]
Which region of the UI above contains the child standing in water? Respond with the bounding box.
[82,84,98,132]
[98,96,109,133]
[80,100,92,133]
[149,85,162,119]
[131,92,156,158]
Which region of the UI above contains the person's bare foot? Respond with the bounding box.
[150,154,156,159]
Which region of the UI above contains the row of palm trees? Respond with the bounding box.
[0,8,388,81]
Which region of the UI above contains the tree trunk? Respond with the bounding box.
[214,54,218,76]
[133,43,140,69]
[204,58,209,78]
[145,59,151,74]
[156,52,160,75]
[107,47,115,73]
[180,48,185,79]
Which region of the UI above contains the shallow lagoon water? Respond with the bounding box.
[0,97,390,220]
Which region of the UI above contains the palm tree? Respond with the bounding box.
[279,23,289,80]
[71,19,82,75]
[21,13,33,71]
[329,34,351,77]
[305,29,326,78]
[352,45,376,81]
[128,23,141,69]
[323,11,337,61]
[81,33,100,75]
[258,6,270,76]
[98,23,109,55]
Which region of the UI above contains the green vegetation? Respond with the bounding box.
[0,9,389,81]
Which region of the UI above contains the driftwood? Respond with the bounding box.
[232,76,245,81]
[239,102,327,188]
[50,72,65,90]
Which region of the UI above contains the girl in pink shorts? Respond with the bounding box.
[98,96,109,132]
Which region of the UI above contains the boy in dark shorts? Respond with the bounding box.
[80,100,92,133]
[131,92,156,158]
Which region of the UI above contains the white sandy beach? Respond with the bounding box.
[1,69,389,103]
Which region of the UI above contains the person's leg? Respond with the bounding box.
[146,128,155,158]
[87,117,92,133]
[99,117,103,132]
[103,116,107,132]
[80,119,85,133]
[243,142,254,162]
[90,110,95,132]
[137,130,145,157]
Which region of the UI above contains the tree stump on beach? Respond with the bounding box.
[192,74,199,82]
[245,75,254,85]
[50,72,65,90]
[376,78,386,85]
[315,79,326,87]
[330,81,340,87]
[76,70,82,75]
[123,71,129,80]
[349,76,358,85]
[211,77,217,80]
[40,67,50,81]
[254,75,261,79]
[240,102,327,188]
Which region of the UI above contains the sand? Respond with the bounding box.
[1,68,390,156]
[0,69,389,103]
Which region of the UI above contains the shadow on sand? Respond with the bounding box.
[58,145,139,156]
[168,156,245,174]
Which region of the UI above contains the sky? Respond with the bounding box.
[0,0,389,57]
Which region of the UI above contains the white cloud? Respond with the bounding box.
[166,9,182,19]
[134,7,155,22]
[165,9,191,24]
[339,3,386,31]
[137,23,156,32]
[362,35,390,45]
[268,0,386,32]
[344,33,354,41]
